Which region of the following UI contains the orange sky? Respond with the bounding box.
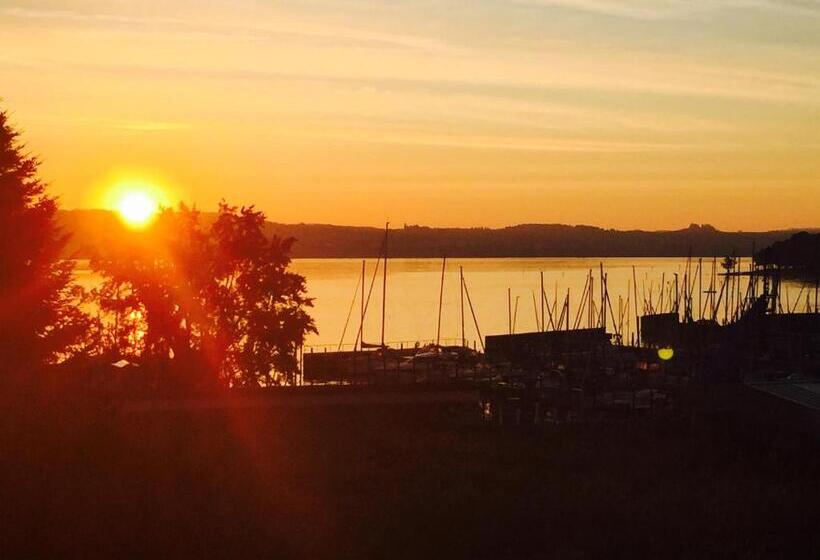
[1,0,818,230]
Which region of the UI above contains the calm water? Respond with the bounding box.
[76,257,815,349]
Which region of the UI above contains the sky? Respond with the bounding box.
[1,0,818,230]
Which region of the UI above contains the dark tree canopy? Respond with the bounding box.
[0,105,314,387]
[757,232,820,275]
[0,109,88,374]
[92,203,315,387]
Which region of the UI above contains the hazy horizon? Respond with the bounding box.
[57,206,819,233]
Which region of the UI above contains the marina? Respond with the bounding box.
[293,229,820,427]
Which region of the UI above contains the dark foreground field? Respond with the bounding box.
[2,387,819,559]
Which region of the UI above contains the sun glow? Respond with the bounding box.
[117,191,157,227]
[109,180,166,228]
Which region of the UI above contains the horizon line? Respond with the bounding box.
[58,207,820,235]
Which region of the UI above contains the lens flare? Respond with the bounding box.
[658,347,674,361]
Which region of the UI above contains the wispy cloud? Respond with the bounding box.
[507,0,820,20]
[43,56,818,106]
[113,121,191,132]
[0,5,457,53]
[299,127,702,153]
[10,113,194,133]
[2,0,816,228]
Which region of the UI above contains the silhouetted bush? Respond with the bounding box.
[91,203,316,388]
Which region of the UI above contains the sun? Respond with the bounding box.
[118,191,157,227]
[115,188,160,228]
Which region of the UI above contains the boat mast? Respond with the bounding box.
[360,259,365,350]
[540,271,545,332]
[632,266,640,346]
[600,262,606,331]
[380,222,388,348]
[462,274,485,351]
[508,288,512,335]
[698,257,703,321]
[436,256,446,346]
[460,266,465,347]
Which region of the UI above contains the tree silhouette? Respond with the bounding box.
[93,203,315,387]
[757,232,820,274]
[210,204,315,386]
[0,108,88,376]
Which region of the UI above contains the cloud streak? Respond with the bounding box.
[0,5,457,53]
[2,0,817,230]
[508,0,820,20]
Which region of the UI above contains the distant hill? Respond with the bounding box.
[57,209,817,259]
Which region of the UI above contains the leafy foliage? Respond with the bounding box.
[92,203,315,386]
[720,255,737,272]
[0,109,89,373]
[757,231,820,274]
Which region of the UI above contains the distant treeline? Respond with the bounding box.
[58,210,817,259]
[757,231,820,274]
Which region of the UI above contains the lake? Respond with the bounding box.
[76,257,815,349]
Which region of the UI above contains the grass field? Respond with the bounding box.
[2,385,819,558]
